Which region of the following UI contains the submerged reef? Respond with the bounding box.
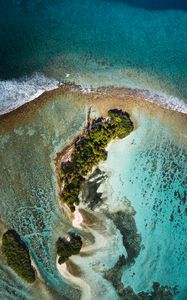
[60,109,133,211]
[0,84,186,299]
[2,230,35,283]
[81,168,107,210]
[82,157,179,299]
[105,254,177,300]
[56,232,82,264]
[108,209,141,265]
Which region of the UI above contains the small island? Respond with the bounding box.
[56,232,83,264]
[60,109,134,212]
[2,230,36,283]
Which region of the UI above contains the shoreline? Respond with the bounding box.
[1,83,186,144]
[0,80,187,117]
[56,205,92,300]
[1,83,187,120]
[1,80,186,299]
[56,108,134,211]
[56,257,91,300]
[55,107,91,171]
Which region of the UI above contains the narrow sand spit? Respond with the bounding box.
[57,258,91,300]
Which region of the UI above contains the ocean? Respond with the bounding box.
[0,0,187,113]
[0,1,187,300]
[0,84,187,299]
[100,111,187,299]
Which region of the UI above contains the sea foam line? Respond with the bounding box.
[0,73,187,115]
[0,73,60,115]
[139,90,187,114]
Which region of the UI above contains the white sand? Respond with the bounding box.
[57,258,91,300]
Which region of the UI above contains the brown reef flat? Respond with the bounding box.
[0,83,186,300]
[1,83,186,137]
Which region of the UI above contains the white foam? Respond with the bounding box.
[73,70,187,114]
[0,71,186,116]
[80,87,94,94]
[0,73,60,115]
[139,90,187,114]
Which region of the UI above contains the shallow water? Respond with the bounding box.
[0,94,87,299]
[0,88,187,299]
[1,0,187,297]
[0,0,187,113]
[100,111,187,299]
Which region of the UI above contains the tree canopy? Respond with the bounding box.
[56,232,82,264]
[60,109,133,211]
[2,230,36,283]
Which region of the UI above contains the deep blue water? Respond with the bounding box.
[0,0,187,297]
[114,0,187,10]
[0,0,187,113]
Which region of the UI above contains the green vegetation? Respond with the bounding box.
[60,109,133,211]
[2,230,36,283]
[56,232,82,264]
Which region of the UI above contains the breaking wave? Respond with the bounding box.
[0,72,187,115]
[0,73,60,115]
[139,90,187,114]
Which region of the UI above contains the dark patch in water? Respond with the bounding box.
[66,260,82,277]
[104,255,178,299]
[81,168,107,210]
[113,0,187,11]
[83,170,142,262]
[107,209,141,264]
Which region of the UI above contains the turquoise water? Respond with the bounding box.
[0,1,187,298]
[0,0,187,113]
[0,92,187,298]
[0,259,30,300]
[100,112,187,299]
[0,95,87,299]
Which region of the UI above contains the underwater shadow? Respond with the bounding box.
[114,0,187,11]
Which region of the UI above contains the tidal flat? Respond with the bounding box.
[0,85,187,299]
